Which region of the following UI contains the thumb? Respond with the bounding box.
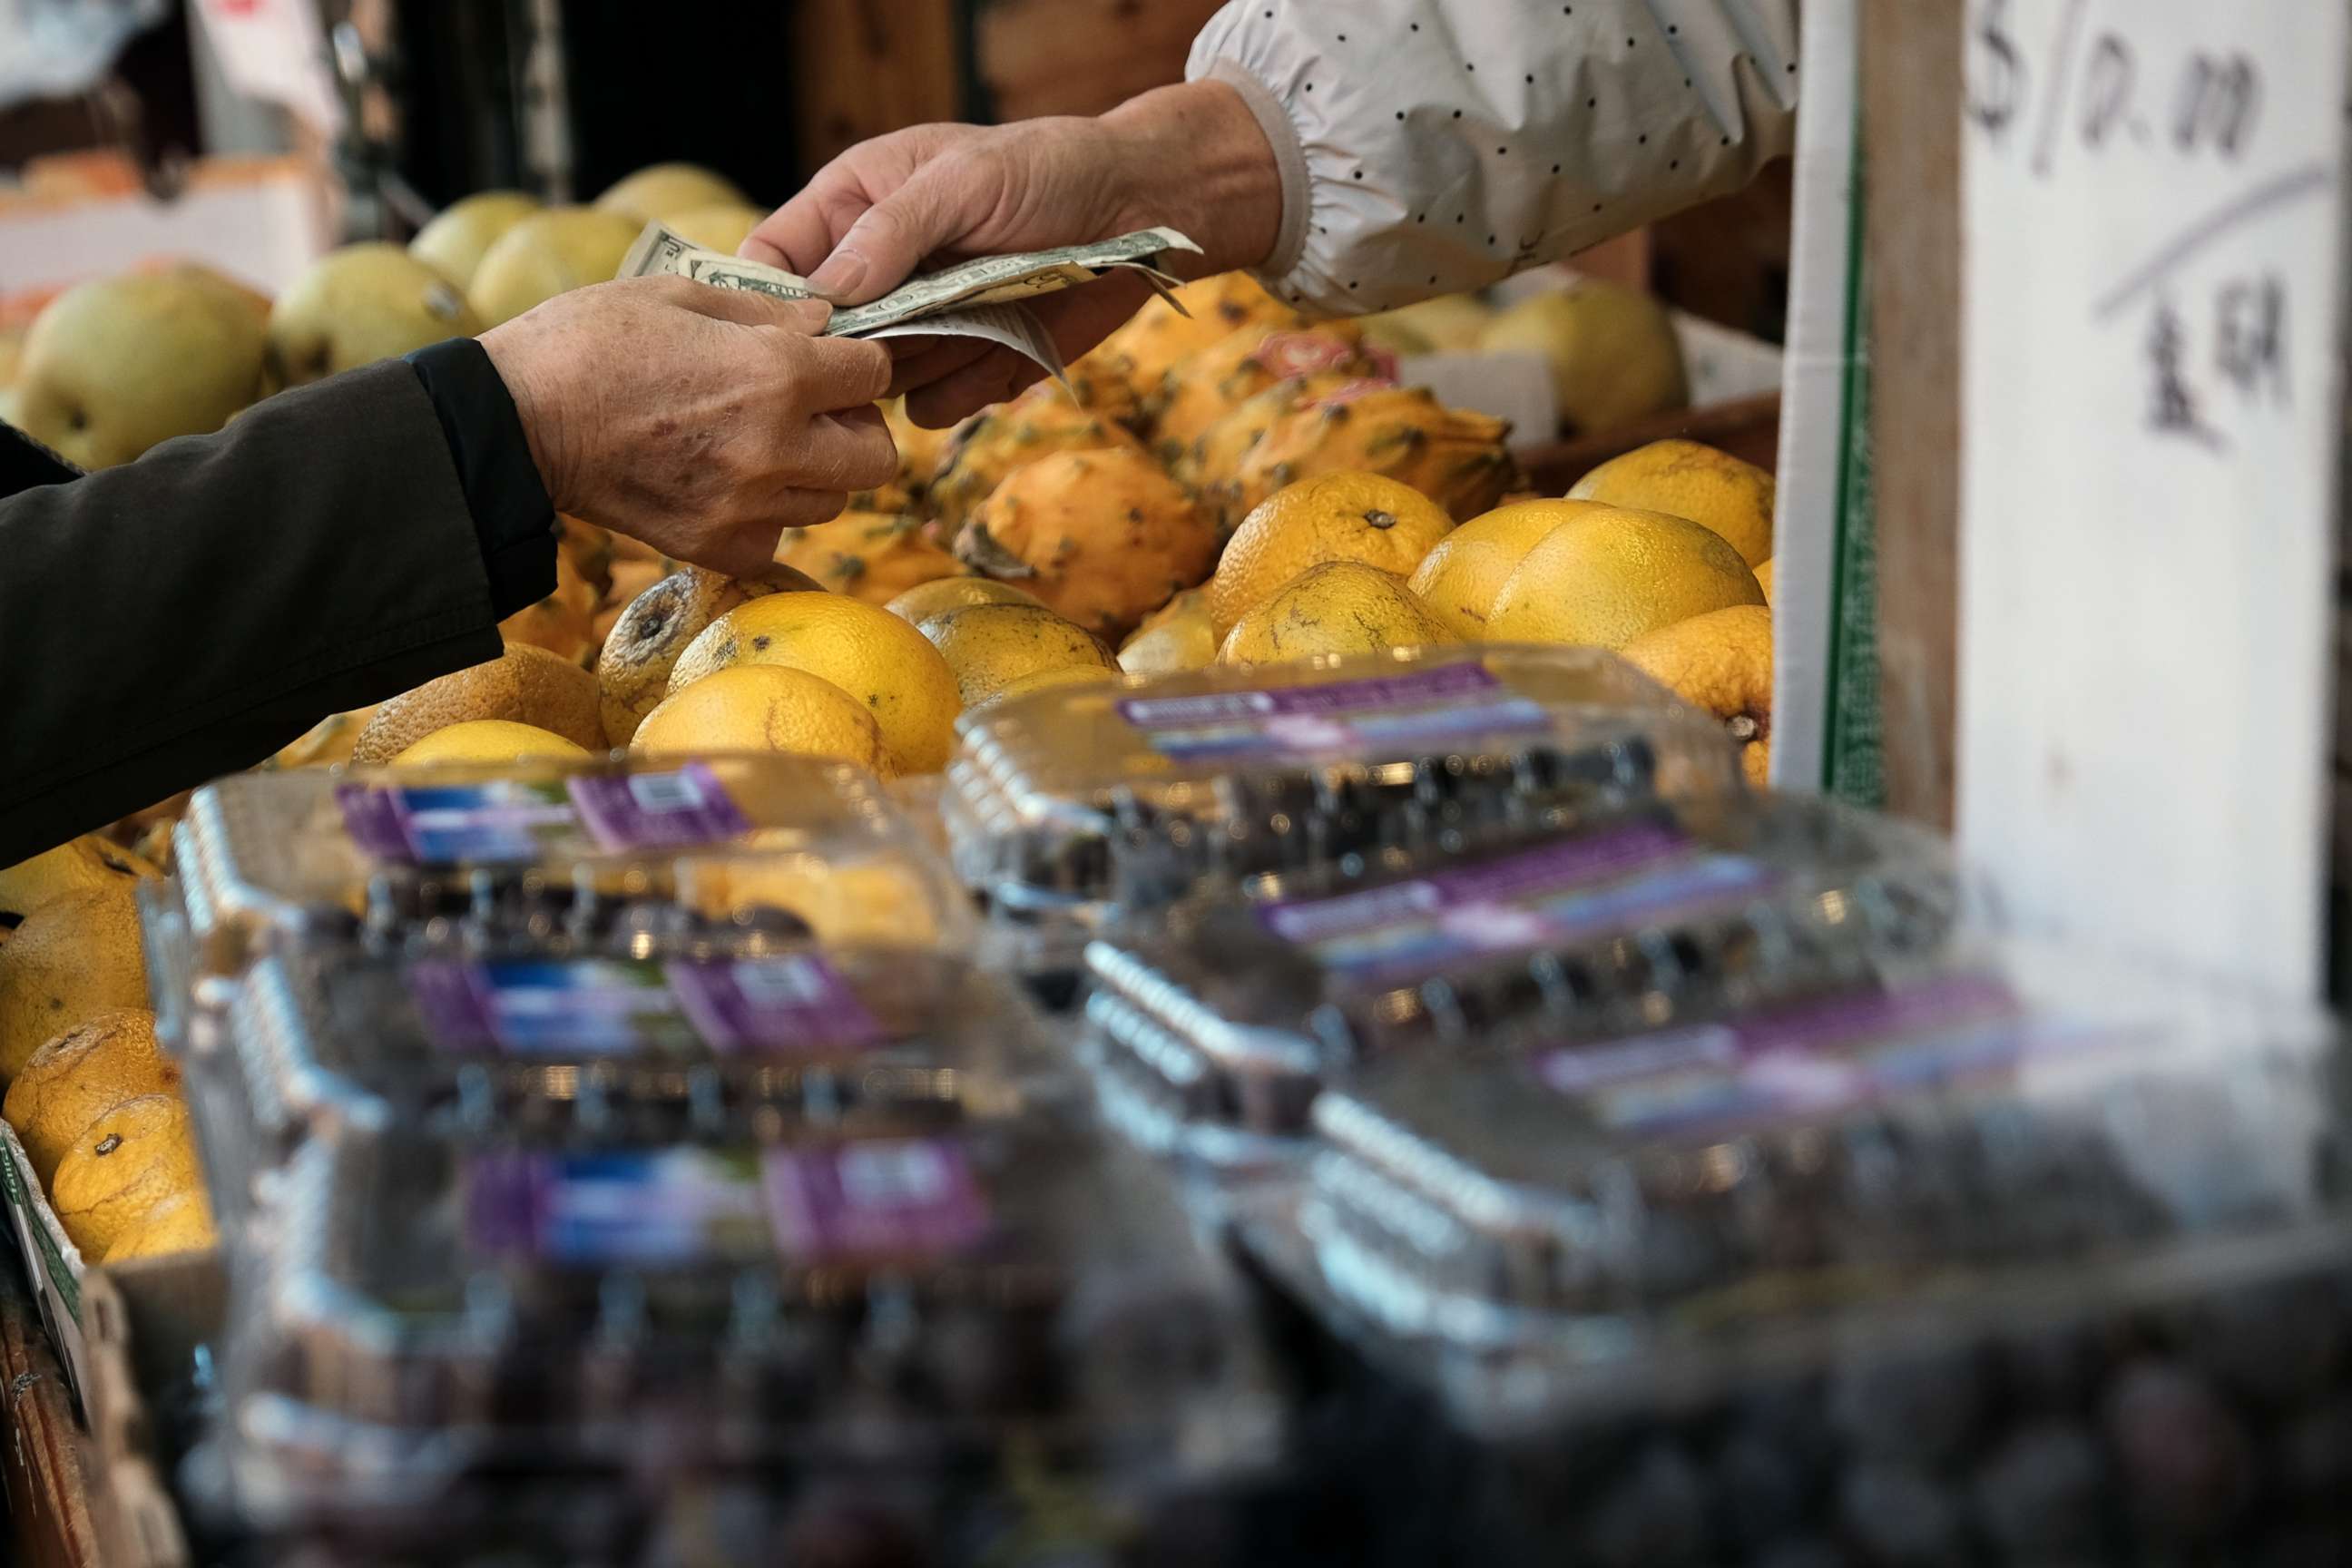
[808,166,968,303]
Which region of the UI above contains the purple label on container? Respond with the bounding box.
[335,765,749,866]
[1117,661,1504,730]
[564,763,752,851]
[763,1138,992,1263]
[467,1147,773,1266]
[1251,825,1779,983]
[408,955,884,1056]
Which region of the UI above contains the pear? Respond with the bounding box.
[594,162,747,224]
[410,191,543,289]
[12,273,267,469]
[1477,281,1688,436]
[468,207,643,327]
[268,243,482,387]
[664,202,765,255]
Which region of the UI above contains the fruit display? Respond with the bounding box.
[407,191,543,289]
[1477,275,1690,436]
[1229,382,1519,524]
[265,244,481,387]
[771,508,965,603]
[1208,471,1458,638]
[466,206,643,327]
[925,389,1147,534]
[1219,560,1459,666]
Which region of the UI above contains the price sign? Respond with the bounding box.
[1958,0,2349,995]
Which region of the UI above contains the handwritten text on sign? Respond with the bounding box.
[1957,0,2347,996]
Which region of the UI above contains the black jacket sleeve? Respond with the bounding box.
[0,352,555,863]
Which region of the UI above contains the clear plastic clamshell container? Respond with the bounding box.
[222,1110,1283,1524]
[1262,951,2347,1436]
[171,753,972,981]
[188,934,1055,1235]
[1081,795,1963,1174]
[944,646,1741,969]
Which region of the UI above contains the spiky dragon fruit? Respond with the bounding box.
[1177,369,1396,529]
[1230,383,1519,522]
[1091,271,1303,410]
[926,393,1146,534]
[1152,323,1395,456]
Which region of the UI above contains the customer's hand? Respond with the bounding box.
[480,277,896,579]
[744,81,1282,427]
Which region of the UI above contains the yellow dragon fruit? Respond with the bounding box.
[1152,323,1395,456]
[850,399,954,517]
[772,510,966,605]
[954,446,1218,642]
[926,392,1146,534]
[1092,272,1303,413]
[1178,370,1395,528]
[1063,346,1148,433]
[1230,382,1519,522]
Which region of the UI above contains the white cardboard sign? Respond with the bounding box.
[1959,0,2349,995]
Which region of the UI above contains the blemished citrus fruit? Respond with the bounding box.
[1487,506,1764,651]
[885,576,1044,623]
[666,593,962,774]
[51,1093,201,1259]
[1622,603,1773,787]
[1476,280,1687,436]
[0,887,149,1081]
[1755,558,1775,606]
[5,1010,181,1182]
[0,835,157,921]
[1210,473,1456,637]
[1118,589,1218,676]
[983,663,1122,708]
[915,603,1117,707]
[598,569,789,747]
[632,665,890,775]
[103,1189,218,1264]
[354,642,605,762]
[1568,439,1777,566]
[1407,498,1607,637]
[391,720,592,766]
[594,162,748,224]
[1218,563,1458,667]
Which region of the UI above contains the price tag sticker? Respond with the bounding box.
[1959,0,2350,995]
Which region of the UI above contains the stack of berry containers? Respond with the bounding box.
[942,645,1745,998]
[1080,792,1964,1187]
[1225,949,2352,1567]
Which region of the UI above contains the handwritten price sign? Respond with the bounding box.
[1957,0,2348,996]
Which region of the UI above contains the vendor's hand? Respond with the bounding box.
[743,81,1281,427]
[481,277,896,579]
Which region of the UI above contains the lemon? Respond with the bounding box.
[1623,603,1774,788]
[885,576,1044,623]
[0,887,149,1081]
[632,665,889,775]
[51,1094,201,1259]
[983,663,1122,708]
[1568,439,1776,566]
[103,1189,218,1265]
[1118,589,1218,676]
[667,593,963,774]
[0,835,157,921]
[915,603,1116,707]
[1210,473,1456,637]
[1407,498,1605,637]
[5,1010,180,1182]
[391,720,592,766]
[1487,506,1763,651]
[1219,563,1457,667]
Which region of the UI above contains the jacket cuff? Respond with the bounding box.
[406,336,555,621]
[1200,57,1312,289]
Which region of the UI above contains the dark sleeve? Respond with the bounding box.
[0,358,552,863]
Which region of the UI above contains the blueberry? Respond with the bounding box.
[1835,1462,1965,1567]
[2102,1359,2251,1538]
[1966,1420,2108,1556]
[1582,1442,1710,1568]
[1828,1348,1989,1471]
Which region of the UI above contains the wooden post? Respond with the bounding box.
[1858,0,1964,830]
[793,0,964,172]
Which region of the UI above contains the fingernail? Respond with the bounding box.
[808,248,869,299]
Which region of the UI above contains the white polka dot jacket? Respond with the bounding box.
[1187,0,1800,314]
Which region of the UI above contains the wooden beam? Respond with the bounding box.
[1859,0,1963,829]
[793,0,964,172]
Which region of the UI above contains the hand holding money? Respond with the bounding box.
[618,216,1200,393]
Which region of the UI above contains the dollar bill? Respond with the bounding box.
[618,219,1199,336]
[861,301,1070,387]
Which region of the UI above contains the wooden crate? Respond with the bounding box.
[1519,391,1782,493]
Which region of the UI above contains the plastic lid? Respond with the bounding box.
[945,645,1741,916]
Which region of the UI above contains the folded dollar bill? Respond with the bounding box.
[616,219,1200,337]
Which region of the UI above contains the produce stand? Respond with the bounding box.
[0,1255,98,1568]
